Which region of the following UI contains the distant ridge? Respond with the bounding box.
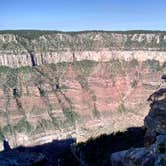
[1,29,166,35]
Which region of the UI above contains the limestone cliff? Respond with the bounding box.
[1,30,166,67]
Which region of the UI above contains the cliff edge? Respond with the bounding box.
[1,30,166,67]
[111,75,166,166]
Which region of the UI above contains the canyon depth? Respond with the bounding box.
[0,30,165,149]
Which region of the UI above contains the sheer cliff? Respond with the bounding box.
[1,30,166,67]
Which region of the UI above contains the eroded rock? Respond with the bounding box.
[111,135,166,166]
[145,87,166,135]
[111,75,166,166]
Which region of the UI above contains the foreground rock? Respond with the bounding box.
[111,75,166,166]
[111,135,166,166]
[145,88,166,135]
[0,138,75,166]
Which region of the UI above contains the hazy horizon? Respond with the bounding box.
[1,29,166,32]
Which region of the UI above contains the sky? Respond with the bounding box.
[1,0,166,31]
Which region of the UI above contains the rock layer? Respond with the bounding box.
[1,31,166,67]
[0,30,165,149]
[0,59,164,149]
[0,51,166,67]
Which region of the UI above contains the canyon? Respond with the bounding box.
[0,30,165,150]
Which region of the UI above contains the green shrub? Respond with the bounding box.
[142,59,161,72]
[130,59,139,68]
[34,121,44,133]
[92,104,100,118]
[15,66,33,73]
[39,88,46,97]
[0,66,12,73]
[6,71,18,88]
[52,117,64,129]
[40,89,46,96]
[48,63,56,70]
[131,80,138,88]
[0,128,5,141]
[14,118,32,133]
[161,61,166,70]
[57,62,69,71]
[109,60,125,77]
[77,76,89,90]
[39,119,54,130]
[32,119,54,132]
[2,124,12,135]
[92,95,97,101]
[74,60,96,75]
[63,108,80,123]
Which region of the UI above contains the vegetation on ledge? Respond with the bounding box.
[1,30,166,51]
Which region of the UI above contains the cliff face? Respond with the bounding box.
[0,60,164,149]
[1,31,166,67]
[111,76,166,166]
[0,31,165,149]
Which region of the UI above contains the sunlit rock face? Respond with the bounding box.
[1,31,166,67]
[0,31,165,149]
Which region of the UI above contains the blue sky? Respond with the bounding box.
[1,0,166,31]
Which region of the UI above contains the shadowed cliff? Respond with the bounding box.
[0,127,145,166]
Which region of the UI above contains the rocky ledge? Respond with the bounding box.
[111,75,166,166]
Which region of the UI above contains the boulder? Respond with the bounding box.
[111,135,166,166]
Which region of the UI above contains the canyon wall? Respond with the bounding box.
[0,50,166,67]
[0,31,165,149]
[1,30,166,67]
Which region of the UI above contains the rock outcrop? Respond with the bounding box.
[111,75,166,166]
[145,88,166,135]
[111,135,166,166]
